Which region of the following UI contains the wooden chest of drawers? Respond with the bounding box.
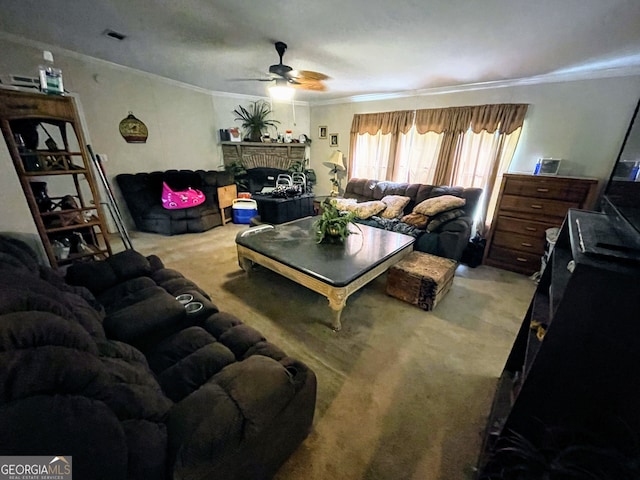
[483,174,598,275]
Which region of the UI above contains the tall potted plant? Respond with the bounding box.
[233,100,280,142]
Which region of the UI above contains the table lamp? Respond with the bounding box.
[324,150,345,196]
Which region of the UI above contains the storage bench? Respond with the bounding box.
[253,193,315,224]
[386,251,457,310]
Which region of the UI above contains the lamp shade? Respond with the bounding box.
[324,150,345,170]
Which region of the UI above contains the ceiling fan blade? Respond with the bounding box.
[293,70,330,81]
[293,79,327,92]
[289,70,329,90]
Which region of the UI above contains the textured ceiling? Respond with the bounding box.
[1,0,640,102]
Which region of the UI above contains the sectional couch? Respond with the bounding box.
[343,178,483,261]
[0,234,316,480]
[116,169,235,235]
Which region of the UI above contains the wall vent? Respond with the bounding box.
[0,74,40,89]
[103,29,127,41]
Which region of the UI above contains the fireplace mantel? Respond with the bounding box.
[221,141,306,170]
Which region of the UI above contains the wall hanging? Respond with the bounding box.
[119,111,148,143]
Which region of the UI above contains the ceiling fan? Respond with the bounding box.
[239,41,329,92]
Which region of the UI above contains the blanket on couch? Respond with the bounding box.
[355,216,424,237]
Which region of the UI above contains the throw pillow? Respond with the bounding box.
[413,195,466,216]
[331,198,358,212]
[353,200,386,219]
[380,195,411,219]
[401,212,429,229]
[426,208,465,232]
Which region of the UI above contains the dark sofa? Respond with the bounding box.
[0,235,316,480]
[344,178,482,261]
[116,169,234,235]
[239,167,287,195]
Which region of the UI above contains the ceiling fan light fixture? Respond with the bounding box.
[268,83,295,101]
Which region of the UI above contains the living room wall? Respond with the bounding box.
[309,76,640,196]
[0,34,310,236]
[2,34,639,235]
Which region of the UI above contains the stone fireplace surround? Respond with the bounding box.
[221,141,307,170]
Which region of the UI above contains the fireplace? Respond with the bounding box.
[221,141,306,170]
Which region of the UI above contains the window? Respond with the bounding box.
[394,127,442,184]
[351,132,393,180]
[349,104,528,231]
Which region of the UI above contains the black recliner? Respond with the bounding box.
[0,235,317,480]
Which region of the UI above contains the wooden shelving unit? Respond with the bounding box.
[0,89,112,268]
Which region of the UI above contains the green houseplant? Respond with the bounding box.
[233,100,280,142]
[314,198,358,243]
[224,160,248,191]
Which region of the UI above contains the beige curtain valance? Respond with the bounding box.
[469,103,528,134]
[350,110,414,135]
[414,107,472,134]
[413,103,528,135]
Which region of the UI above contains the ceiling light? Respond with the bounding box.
[268,81,294,101]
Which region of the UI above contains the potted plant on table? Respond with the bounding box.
[233,100,280,142]
[314,198,358,244]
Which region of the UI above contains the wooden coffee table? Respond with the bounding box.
[235,216,415,331]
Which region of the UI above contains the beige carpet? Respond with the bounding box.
[117,223,535,480]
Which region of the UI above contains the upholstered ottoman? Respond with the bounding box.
[253,193,315,224]
[386,251,457,310]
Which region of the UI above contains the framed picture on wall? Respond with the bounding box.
[329,133,339,147]
[318,126,328,139]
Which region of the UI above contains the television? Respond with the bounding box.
[595,97,640,259]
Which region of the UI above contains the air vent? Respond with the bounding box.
[0,74,40,89]
[103,29,126,41]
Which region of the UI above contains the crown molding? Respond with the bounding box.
[0,31,310,106]
[309,65,640,106]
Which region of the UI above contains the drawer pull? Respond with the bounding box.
[525,227,537,232]
[530,204,543,209]
[516,257,529,263]
[521,242,533,247]
[536,188,549,193]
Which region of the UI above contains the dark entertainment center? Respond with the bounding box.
[476,99,640,478]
